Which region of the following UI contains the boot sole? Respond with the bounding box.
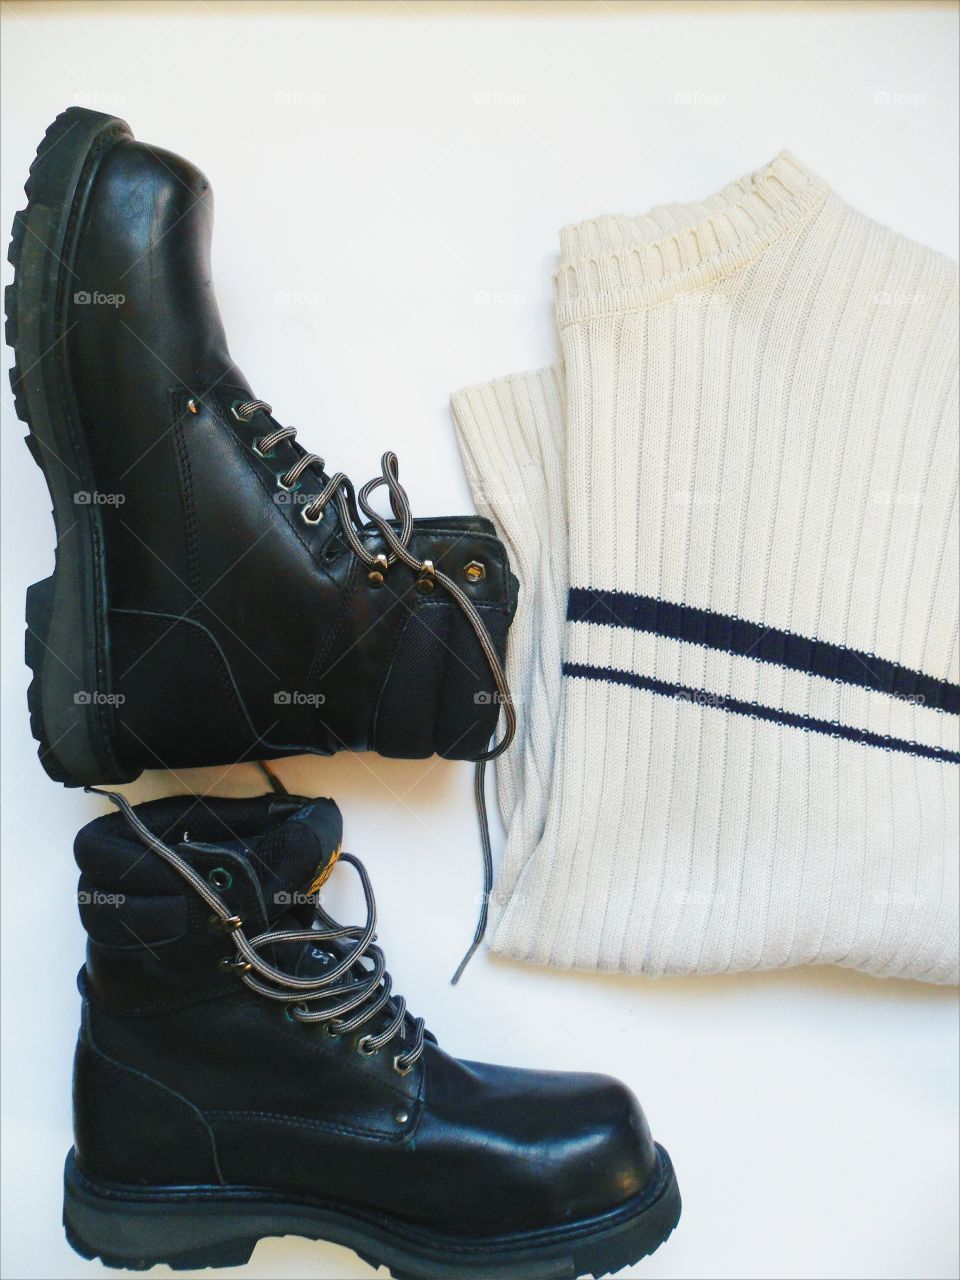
[6,106,138,786]
[63,1144,680,1278]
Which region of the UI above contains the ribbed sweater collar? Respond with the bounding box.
[555,150,830,324]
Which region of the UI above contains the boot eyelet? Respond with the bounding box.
[276,472,301,492]
[302,507,323,526]
[310,946,330,963]
[323,1022,341,1039]
[415,560,436,594]
[231,400,250,423]
[393,1055,413,1077]
[208,867,233,890]
[218,956,252,974]
[252,439,276,460]
[357,1036,378,1058]
[284,1003,308,1023]
[208,913,242,933]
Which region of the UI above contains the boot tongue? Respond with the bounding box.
[235,797,343,924]
[203,798,387,1020]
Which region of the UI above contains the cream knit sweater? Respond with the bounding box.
[453,152,959,983]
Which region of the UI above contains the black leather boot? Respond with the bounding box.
[67,790,681,1277]
[6,107,517,787]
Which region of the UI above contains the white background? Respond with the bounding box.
[1,3,958,1278]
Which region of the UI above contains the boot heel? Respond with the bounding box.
[63,1150,260,1271]
[7,107,136,786]
[24,575,72,784]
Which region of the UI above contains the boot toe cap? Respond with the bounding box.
[430,1059,660,1233]
[541,1072,659,1220]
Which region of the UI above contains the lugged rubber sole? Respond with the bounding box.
[6,106,139,786]
[63,1145,681,1278]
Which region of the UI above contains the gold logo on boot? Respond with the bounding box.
[307,842,342,895]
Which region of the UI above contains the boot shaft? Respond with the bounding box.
[75,792,337,1006]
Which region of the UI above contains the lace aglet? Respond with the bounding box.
[450,938,482,986]
[450,758,495,986]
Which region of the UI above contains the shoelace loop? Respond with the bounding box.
[90,789,426,1074]
[232,400,517,979]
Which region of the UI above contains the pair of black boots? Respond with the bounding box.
[7,106,680,1278]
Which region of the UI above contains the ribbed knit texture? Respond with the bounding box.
[452,152,959,983]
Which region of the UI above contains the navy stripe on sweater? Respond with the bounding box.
[562,663,960,765]
[567,587,960,716]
